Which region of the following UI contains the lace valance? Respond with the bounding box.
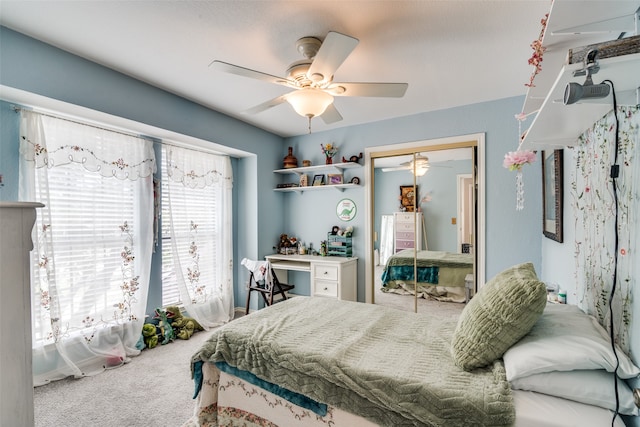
[19,110,156,180]
[165,145,231,189]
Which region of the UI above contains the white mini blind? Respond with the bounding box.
[160,145,219,306]
[31,167,138,341]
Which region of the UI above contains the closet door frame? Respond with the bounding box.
[364,133,485,305]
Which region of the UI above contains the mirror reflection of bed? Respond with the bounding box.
[373,146,475,313]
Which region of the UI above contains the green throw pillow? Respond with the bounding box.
[451,262,547,371]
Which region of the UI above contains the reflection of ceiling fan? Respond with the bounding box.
[210,31,408,132]
[381,154,434,176]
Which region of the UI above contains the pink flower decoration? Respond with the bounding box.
[620,248,626,256]
[503,150,536,171]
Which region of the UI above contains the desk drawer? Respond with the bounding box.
[314,265,338,281]
[314,280,338,298]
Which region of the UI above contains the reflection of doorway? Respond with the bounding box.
[364,133,485,309]
[457,174,473,254]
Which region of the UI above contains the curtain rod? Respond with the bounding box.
[10,104,227,157]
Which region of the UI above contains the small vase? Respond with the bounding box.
[283,146,298,169]
[325,156,333,165]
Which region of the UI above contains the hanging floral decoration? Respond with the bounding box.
[525,11,550,88]
[503,4,551,210]
[503,113,537,211]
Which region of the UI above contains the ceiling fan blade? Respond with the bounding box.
[329,82,408,97]
[381,166,410,173]
[321,103,343,124]
[243,95,288,115]
[307,31,359,84]
[210,60,293,87]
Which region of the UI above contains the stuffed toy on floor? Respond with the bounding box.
[165,305,203,340]
[154,307,175,344]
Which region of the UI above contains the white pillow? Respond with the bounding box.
[510,370,638,416]
[503,304,640,381]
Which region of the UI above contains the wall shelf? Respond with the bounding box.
[274,161,362,193]
[274,161,362,176]
[520,0,640,149]
[522,52,640,149]
[274,183,359,193]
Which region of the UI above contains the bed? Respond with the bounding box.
[381,249,473,302]
[186,263,638,427]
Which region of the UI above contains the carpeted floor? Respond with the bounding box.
[33,321,219,427]
[373,265,465,318]
[34,284,464,426]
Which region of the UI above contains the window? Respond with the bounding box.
[160,145,222,307]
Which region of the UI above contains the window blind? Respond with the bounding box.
[160,145,220,306]
[31,164,139,342]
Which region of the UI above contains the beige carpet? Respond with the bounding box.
[374,265,465,318]
[33,326,215,427]
[33,286,464,426]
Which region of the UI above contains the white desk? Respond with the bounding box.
[265,254,358,301]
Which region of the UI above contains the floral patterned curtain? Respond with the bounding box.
[571,106,639,351]
[164,145,234,328]
[19,110,156,385]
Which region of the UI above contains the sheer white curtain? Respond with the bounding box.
[571,106,639,352]
[164,145,233,328]
[19,110,156,386]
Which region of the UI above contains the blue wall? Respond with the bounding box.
[374,159,473,253]
[283,98,542,299]
[0,26,285,314]
[1,25,543,306]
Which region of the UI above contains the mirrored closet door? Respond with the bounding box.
[366,136,484,313]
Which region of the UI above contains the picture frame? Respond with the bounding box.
[327,173,343,185]
[542,150,563,242]
[312,174,325,186]
[299,174,308,187]
[400,185,418,212]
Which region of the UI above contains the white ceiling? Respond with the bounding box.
[0,1,555,137]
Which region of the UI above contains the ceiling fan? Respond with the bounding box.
[210,31,408,132]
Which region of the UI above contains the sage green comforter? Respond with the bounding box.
[192,297,514,427]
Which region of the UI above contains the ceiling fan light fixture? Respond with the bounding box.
[413,164,429,176]
[286,88,334,118]
[411,155,430,176]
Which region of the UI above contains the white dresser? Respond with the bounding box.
[0,202,43,427]
[394,212,424,253]
[265,254,358,301]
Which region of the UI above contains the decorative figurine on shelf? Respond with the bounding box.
[321,143,338,165]
[283,146,298,169]
[342,152,363,164]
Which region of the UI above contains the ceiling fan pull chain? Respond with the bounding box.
[308,116,312,134]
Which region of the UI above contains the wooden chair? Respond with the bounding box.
[243,260,294,315]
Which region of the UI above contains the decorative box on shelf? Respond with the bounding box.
[327,233,353,257]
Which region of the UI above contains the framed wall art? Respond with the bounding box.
[327,173,343,185]
[542,149,563,242]
[399,185,418,212]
